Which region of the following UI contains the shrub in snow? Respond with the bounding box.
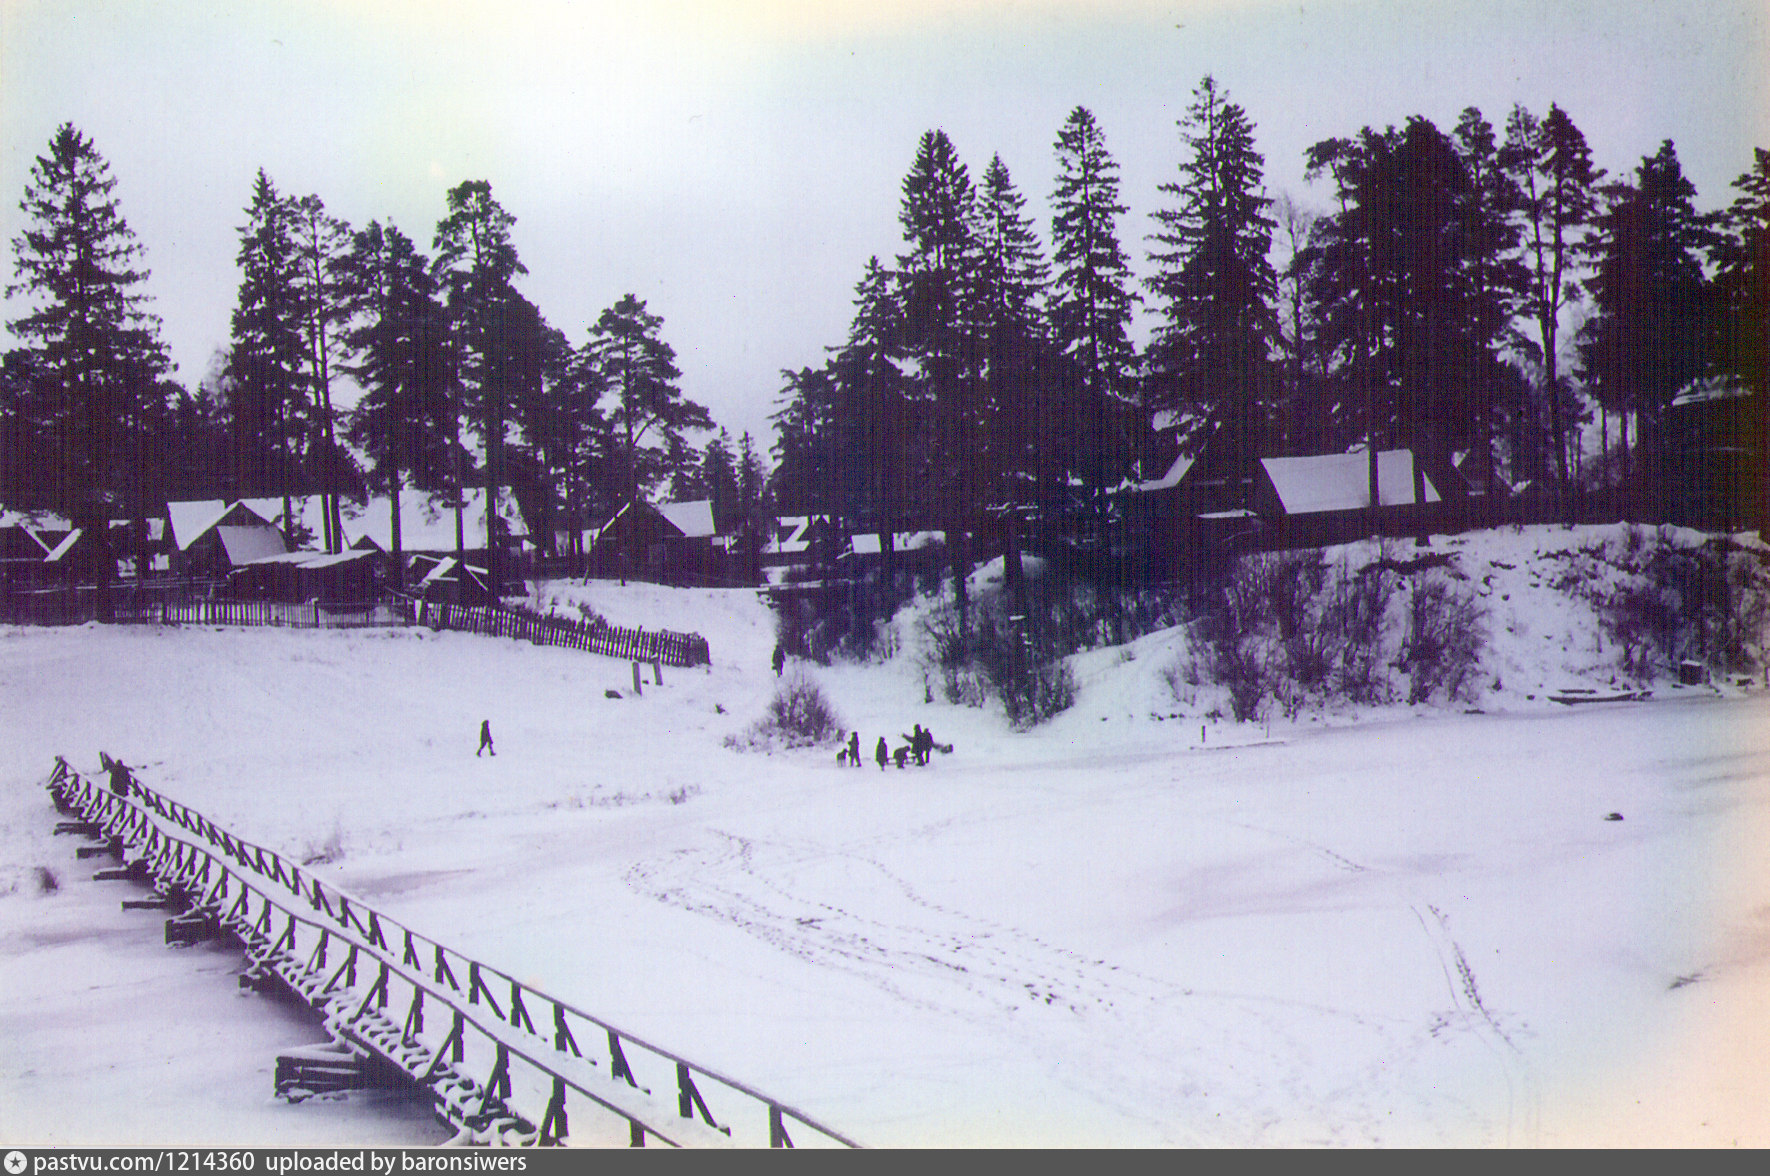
[772,567,919,665]
[1402,572,1486,704]
[970,608,1078,729]
[1177,551,1403,721]
[1581,526,1770,679]
[34,866,59,894]
[727,672,845,751]
[301,821,346,866]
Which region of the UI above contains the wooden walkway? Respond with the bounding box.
[45,757,856,1149]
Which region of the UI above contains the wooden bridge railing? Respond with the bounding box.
[47,757,855,1149]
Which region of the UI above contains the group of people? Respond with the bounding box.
[837,725,943,770]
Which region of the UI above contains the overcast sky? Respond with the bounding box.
[3,0,1765,455]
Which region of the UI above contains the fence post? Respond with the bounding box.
[652,658,662,686]
[631,661,642,696]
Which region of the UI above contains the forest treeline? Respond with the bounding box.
[5,78,1767,591]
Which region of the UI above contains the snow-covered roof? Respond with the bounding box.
[1260,450,1440,515]
[849,530,943,555]
[166,500,235,550]
[1672,376,1755,407]
[0,508,72,538]
[416,556,457,588]
[657,500,716,539]
[342,490,525,552]
[43,528,84,562]
[1133,454,1196,493]
[766,516,814,555]
[217,525,288,565]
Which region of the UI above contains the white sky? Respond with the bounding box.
[3,0,1765,455]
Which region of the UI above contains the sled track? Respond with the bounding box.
[42,757,856,1149]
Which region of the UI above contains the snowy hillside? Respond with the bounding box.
[3,522,1768,1146]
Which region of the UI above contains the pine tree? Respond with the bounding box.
[1050,106,1138,540]
[1451,108,1527,501]
[1146,76,1278,476]
[583,294,713,573]
[433,180,527,597]
[1501,103,1605,503]
[1306,118,1504,520]
[287,192,353,551]
[337,220,454,587]
[8,122,171,591]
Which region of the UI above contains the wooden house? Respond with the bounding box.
[1254,449,1442,546]
[165,501,286,578]
[591,499,724,583]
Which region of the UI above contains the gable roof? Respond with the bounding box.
[656,499,716,539]
[216,524,288,565]
[43,528,85,562]
[166,500,277,551]
[1260,450,1441,515]
[1132,454,1196,493]
[341,489,526,552]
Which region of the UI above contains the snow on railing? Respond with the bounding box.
[46,757,856,1149]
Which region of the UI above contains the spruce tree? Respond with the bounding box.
[1050,106,1138,541]
[971,154,1049,506]
[896,129,980,616]
[1146,76,1278,476]
[7,122,171,586]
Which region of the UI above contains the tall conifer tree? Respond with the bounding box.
[8,123,170,596]
[1146,76,1277,476]
[1050,106,1137,539]
[434,180,526,596]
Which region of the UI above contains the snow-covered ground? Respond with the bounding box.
[3,524,1768,1146]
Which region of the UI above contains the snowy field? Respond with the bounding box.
[3,526,1770,1147]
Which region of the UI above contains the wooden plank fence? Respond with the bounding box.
[45,756,856,1149]
[2,586,711,669]
[416,601,711,669]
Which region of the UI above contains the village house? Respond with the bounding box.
[1254,449,1443,546]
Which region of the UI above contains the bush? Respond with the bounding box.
[1402,572,1486,704]
[970,608,1078,728]
[727,672,845,751]
[1586,528,1770,679]
[1176,551,1402,720]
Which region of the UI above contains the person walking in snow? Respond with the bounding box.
[847,730,861,767]
[101,752,132,798]
[477,719,495,757]
[772,642,785,677]
[875,736,889,771]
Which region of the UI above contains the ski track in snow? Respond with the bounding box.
[621,823,1500,1144]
